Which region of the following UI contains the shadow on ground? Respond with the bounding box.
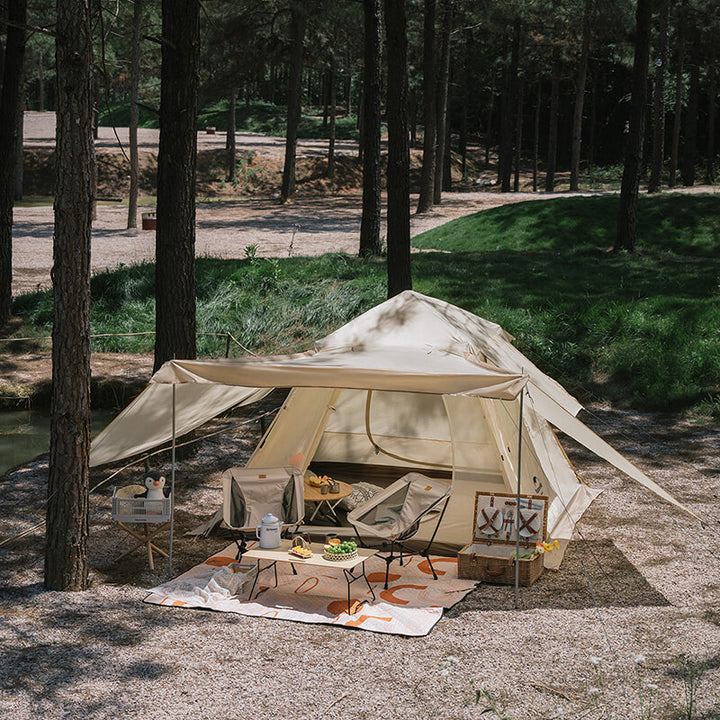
[447,538,669,614]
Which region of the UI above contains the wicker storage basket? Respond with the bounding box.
[457,491,548,586]
[458,543,544,586]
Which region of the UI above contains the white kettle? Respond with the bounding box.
[256,513,282,549]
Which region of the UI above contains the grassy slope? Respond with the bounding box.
[413,194,720,414]
[13,193,720,416]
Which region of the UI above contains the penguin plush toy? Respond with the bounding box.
[134,473,169,499]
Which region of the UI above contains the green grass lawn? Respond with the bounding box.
[12,193,720,418]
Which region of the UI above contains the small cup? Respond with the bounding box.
[329,481,340,494]
[320,483,329,495]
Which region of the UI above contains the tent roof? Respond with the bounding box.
[315,291,583,415]
[151,345,528,399]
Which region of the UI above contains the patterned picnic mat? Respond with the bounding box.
[145,541,477,636]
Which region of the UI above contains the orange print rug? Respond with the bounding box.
[145,542,478,636]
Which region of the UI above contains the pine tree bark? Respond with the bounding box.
[513,76,524,193]
[669,0,686,189]
[533,80,541,192]
[499,19,520,193]
[154,0,200,372]
[384,0,411,297]
[648,0,669,193]
[328,57,337,180]
[0,0,27,330]
[433,0,453,205]
[545,45,560,192]
[570,0,592,192]
[280,1,306,203]
[416,0,436,214]
[615,0,652,253]
[127,0,142,229]
[38,52,45,112]
[44,0,94,591]
[226,87,237,182]
[680,37,699,187]
[705,66,717,185]
[359,0,382,257]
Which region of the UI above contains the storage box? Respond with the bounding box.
[111,487,170,524]
[458,491,548,586]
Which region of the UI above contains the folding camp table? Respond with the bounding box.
[242,540,378,614]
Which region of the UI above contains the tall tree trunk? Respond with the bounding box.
[669,0,686,189]
[226,86,237,182]
[648,0,669,193]
[0,0,27,329]
[533,80,541,192]
[680,37,699,187]
[14,61,25,202]
[328,57,337,180]
[127,0,142,229]
[416,0,436,214]
[280,1,306,203]
[38,51,45,112]
[587,69,597,174]
[499,19,520,192]
[485,86,493,168]
[408,87,417,148]
[359,0,382,257]
[384,0,411,297]
[705,66,717,185]
[615,0,651,253]
[513,76,524,192]
[545,45,560,191]
[433,0,453,204]
[154,0,199,372]
[570,0,592,192]
[44,0,93,591]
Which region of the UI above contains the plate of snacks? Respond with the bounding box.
[289,535,312,559]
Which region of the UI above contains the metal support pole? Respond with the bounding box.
[168,384,176,578]
[514,387,524,610]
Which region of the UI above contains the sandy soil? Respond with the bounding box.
[0,398,719,720]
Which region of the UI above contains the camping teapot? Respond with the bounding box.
[256,513,282,549]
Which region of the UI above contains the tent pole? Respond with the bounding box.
[168,384,176,578]
[514,387,524,610]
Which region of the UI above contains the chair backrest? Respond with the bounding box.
[222,466,304,531]
[348,472,451,540]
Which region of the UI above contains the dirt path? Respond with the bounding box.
[13,111,718,296]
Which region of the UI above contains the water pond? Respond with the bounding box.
[0,411,115,477]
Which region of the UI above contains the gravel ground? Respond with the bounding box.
[1,401,719,720]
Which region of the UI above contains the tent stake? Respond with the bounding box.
[514,387,524,610]
[168,384,176,578]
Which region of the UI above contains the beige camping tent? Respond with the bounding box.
[90,291,694,568]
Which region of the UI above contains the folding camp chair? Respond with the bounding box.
[221,466,305,560]
[347,472,451,589]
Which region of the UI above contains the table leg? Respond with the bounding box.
[247,560,279,601]
[342,561,376,614]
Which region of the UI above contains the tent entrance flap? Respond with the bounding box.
[248,387,340,472]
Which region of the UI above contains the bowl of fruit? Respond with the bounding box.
[323,538,358,561]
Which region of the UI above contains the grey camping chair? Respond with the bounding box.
[347,472,451,588]
[221,466,305,559]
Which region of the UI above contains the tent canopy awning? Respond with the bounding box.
[150,346,529,400]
